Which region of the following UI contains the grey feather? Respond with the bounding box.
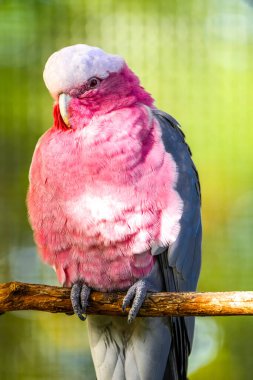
[152,109,201,292]
[153,109,202,380]
[88,262,172,380]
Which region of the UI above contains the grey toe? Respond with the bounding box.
[122,279,155,323]
[70,281,90,321]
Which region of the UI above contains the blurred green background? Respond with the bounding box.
[0,0,253,379]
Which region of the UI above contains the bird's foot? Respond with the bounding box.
[122,279,156,323]
[70,281,91,321]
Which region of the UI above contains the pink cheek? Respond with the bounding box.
[67,99,87,129]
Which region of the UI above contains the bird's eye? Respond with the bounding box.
[88,77,100,89]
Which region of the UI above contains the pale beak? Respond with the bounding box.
[59,93,71,127]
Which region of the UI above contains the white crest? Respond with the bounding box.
[43,44,124,98]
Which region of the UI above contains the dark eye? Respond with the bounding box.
[88,77,100,89]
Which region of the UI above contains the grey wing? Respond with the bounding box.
[152,109,202,379]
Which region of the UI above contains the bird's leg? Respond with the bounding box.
[122,278,157,323]
[122,260,164,323]
[70,280,91,321]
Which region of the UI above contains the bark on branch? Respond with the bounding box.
[1,281,253,317]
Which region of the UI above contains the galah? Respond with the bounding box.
[27,44,201,380]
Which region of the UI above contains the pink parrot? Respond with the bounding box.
[27,44,201,380]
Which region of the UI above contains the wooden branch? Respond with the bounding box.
[1,281,253,317]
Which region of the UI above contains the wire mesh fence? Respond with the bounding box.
[0,0,253,379]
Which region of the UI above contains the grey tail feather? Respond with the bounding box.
[158,252,190,380]
[163,338,188,380]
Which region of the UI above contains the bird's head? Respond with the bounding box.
[43,44,154,130]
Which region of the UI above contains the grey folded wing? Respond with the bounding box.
[152,109,202,379]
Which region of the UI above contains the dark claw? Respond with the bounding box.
[70,281,90,321]
[65,311,74,316]
[122,279,153,323]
